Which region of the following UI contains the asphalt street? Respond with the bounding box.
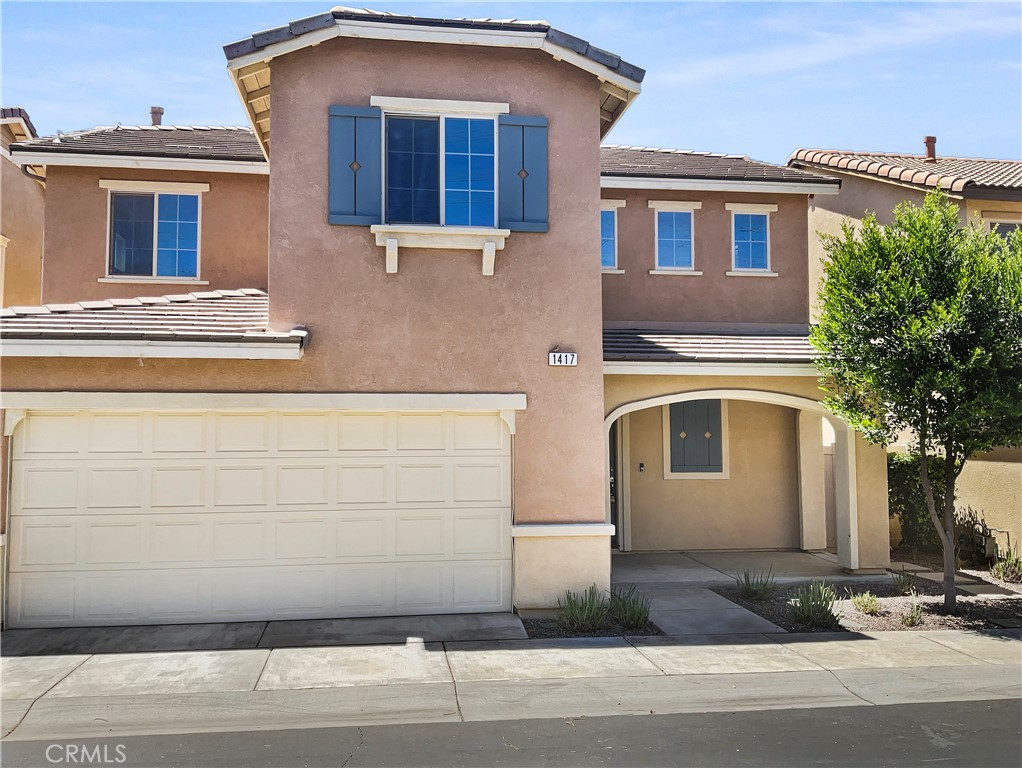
[3,698,1019,768]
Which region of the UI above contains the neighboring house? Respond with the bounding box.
[789,140,1022,555]
[1,107,45,306]
[0,7,889,630]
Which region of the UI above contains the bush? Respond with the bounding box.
[609,584,652,629]
[901,590,924,627]
[848,590,881,616]
[792,581,842,629]
[887,452,945,550]
[992,547,1022,583]
[734,567,777,601]
[890,567,916,596]
[557,585,609,633]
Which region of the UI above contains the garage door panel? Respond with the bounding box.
[10,409,513,628]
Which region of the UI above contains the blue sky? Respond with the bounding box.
[2,1,1019,164]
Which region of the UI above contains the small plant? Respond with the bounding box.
[792,580,842,629]
[848,590,881,616]
[901,589,924,627]
[735,567,777,601]
[609,584,652,629]
[991,546,1022,584]
[557,584,609,633]
[891,567,915,596]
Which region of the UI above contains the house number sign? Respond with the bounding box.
[548,351,578,366]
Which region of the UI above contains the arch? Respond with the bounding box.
[604,388,859,570]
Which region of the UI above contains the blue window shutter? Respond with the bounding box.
[328,106,381,225]
[669,400,723,473]
[498,115,548,232]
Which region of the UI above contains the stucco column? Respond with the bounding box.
[796,410,828,551]
[832,422,859,570]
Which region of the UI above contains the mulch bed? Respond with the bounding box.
[714,573,1022,633]
[523,618,663,639]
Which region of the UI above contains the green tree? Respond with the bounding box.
[811,191,1022,611]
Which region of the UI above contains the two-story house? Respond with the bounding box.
[0,7,888,629]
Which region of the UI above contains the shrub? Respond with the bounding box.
[887,452,945,550]
[901,589,924,627]
[557,585,609,633]
[734,567,777,601]
[848,590,881,616]
[992,547,1022,583]
[609,584,652,629]
[792,581,842,629]
[891,567,916,596]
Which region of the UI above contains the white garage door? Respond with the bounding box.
[7,410,512,627]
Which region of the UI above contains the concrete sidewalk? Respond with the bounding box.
[3,629,1019,741]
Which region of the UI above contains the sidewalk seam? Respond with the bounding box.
[622,636,669,676]
[4,654,93,738]
[917,633,999,666]
[251,649,273,691]
[441,643,465,722]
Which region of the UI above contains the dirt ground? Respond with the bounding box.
[524,618,663,639]
[715,573,1022,633]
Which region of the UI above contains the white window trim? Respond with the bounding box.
[103,183,205,282]
[726,203,774,274]
[370,96,509,116]
[661,401,730,480]
[601,199,625,272]
[650,200,701,272]
[981,211,1022,233]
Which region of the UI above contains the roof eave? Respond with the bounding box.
[600,175,841,195]
[7,150,269,175]
[0,337,304,360]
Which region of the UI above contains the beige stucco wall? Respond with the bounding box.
[1,154,45,306]
[38,166,268,303]
[602,190,810,325]
[626,400,800,551]
[605,373,890,568]
[956,448,1022,554]
[265,37,608,528]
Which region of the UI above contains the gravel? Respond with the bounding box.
[714,573,1022,633]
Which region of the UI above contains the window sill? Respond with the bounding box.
[725,270,778,278]
[370,224,511,276]
[664,471,730,480]
[98,277,209,285]
[649,269,703,276]
[602,268,625,274]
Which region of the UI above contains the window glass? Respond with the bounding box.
[386,116,439,224]
[600,209,616,268]
[733,213,768,270]
[656,211,693,269]
[156,194,199,277]
[109,193,154,276]
[444,118,495,227]
[993,222,1020,239]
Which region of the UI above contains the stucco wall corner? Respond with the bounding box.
[512,536,611,609]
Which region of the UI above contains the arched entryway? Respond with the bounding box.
[604,389,861,570]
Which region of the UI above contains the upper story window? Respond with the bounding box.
[726,203,778,277]
[101,180,208,281]
[601,200,625,271]
[649,201,702,275]
[328,99,548,275]
[384,115,496,227]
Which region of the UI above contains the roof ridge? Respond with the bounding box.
[794,148,1022,164]
[602,144,747,160]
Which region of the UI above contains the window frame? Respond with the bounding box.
[661,401,730,480]
[601,199,626,272]
[725,202,777,276]
[648,200,702,275]
[371,97,506,229]
[982,211,1022,238]
[100,180,207,283]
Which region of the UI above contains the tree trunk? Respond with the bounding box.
[943,472,959,613]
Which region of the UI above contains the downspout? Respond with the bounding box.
[20,164,46,186]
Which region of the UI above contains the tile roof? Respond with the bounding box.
[602,145,839,186]
[224,6,645,83]
[1,107,38,139]
[10,125,265,163]
[603,329,815,363]
[0,289,306,347]
[788,149,1022,196]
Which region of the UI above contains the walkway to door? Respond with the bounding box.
[611,550,878,635]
